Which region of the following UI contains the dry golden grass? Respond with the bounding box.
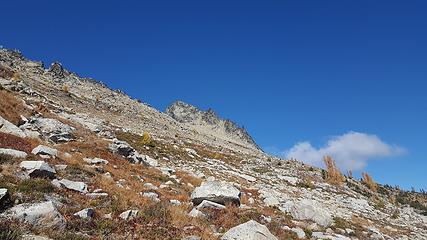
[323,156,345,186]
[168,204,192,228]
[11,72,20,81]
[176,170,202,187]
[0,89,32,125]
[362,172,377,192]
[240,188,259,206]
[62,84,70,93]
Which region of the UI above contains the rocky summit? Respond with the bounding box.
[166,101,261,151]
[0,47,426,240]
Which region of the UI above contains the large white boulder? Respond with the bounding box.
[0,115,26,138]
[0,148,28,158]
[191,181,241,205]
[31,145,58,158]
[4,201,65,229]
[221,220,278,240]
[52,179,88,193]
[20,117,75,143]
[290,199,333,227]
[20,161,56,178]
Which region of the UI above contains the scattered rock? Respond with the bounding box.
[160,167,176,176]
[20,117,75,143]
[109,139,144,163]
[290,199,333,227]
[227,170,256,182]
[191,180,241,206]
[54,164,68,171]
[0,115,26,137]
[188,208,205,218]
[142,192,160,202]
[3,201,66,229]
[21,235,53,240]
[31,145,58,158]
[196,200,226,210]
[182,236,201,240]
[291,227,306,239]
[311,232,351,240]
[119,210,139,220]
[221,220,278,240]
[368,227,385,240]
[263,197,280,207]
[74,208,94,219]
[0,188,11,210]
[20,161,56,178]
[0,148,28,158]
[84,157,109,165]
[143,182,158,190]
[278,175,299,185]
[143,155,158,167]
[52,179,88,193]
[170,199,182,206]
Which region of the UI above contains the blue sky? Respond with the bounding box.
[1,1,426,190]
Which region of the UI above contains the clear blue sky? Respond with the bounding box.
[1,1,426,190]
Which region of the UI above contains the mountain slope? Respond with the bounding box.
[0,48,426,240]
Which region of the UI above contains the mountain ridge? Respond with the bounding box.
[166,100,261,151]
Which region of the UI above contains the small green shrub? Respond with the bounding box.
[391,210,400,219]
[96,219,115,235]
[410,201,427,213]
[64,164,96,179]
[16,178,54,201]
[252,167,269,174]
[140,202,171,225]
[333,217,351,229]
[296,179,315,189]
[0,219,22,240]
[16,178,54,194]
[373,199,386,210]
[0,153,14,164]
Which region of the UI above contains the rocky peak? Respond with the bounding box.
[166,101,261,151]
[48,62,70,80]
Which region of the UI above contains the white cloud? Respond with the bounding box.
[285,131,405,171]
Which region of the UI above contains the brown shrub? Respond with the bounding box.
[362,172,377,192]
[0,65,14,79]
[323,156,345,186]
[0,133,33,153]
[0,218,26,240]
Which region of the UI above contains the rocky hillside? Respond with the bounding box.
[0,47,426,240]
[166,101,261,151]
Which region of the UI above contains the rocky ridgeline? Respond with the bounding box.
[166,101,261,151]
[0,47,426,239]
